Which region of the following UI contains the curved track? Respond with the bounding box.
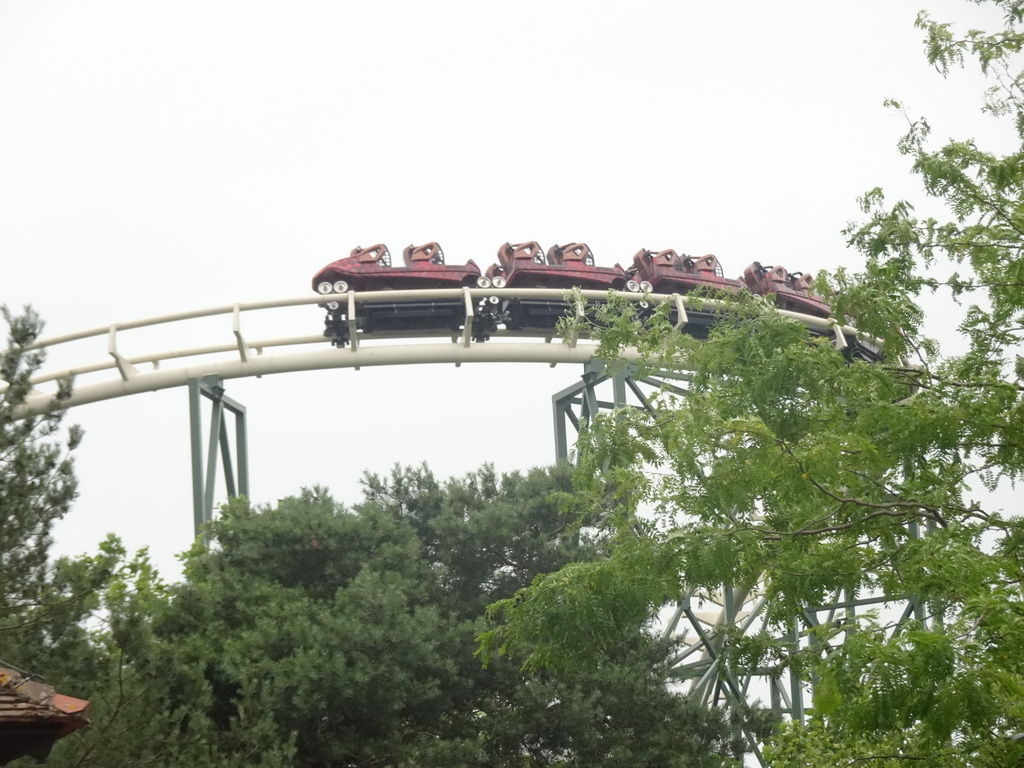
[9,287,861,415]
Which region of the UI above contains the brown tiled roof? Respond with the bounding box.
[0,667,91,765]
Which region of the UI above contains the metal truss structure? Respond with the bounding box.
[658,578,935,764]
[5,288,892,762]
[552,359,690,461]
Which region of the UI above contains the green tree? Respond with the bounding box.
[0,306,81,636]
[138,465,743,768]
[29,464,740,768]
[481,3,1024,765]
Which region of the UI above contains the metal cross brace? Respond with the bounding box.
[552,360,670,461]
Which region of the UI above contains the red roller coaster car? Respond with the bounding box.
[310,242,838,347]
[628,249,740,294]
[485,242,629,291]
[311,242,491,295]
[741,262,831,318]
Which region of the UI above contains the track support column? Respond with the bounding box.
[551,361,661,462]
[188,375,249,538]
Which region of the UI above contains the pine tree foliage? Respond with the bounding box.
[0,306,81,631]
[481,3,1024,764]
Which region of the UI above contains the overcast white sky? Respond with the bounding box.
[0,0,1010,579]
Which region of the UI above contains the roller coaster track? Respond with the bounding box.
[4,287,887,765]
[10,287,860,414]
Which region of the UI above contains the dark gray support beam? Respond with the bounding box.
[579,368,600,424]
[788,622,805,721]
[552,378,584,462]
[612,369,627,408]
[203,391,224,522]
[625,377,657,414]
[189,380,204,537]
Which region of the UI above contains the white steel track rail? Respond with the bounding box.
[6,287,858,415]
